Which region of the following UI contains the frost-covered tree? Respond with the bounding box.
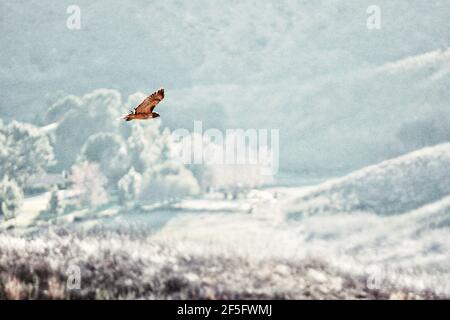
[42,90,205,206]
[117,167,142,205]
[79,132,129,187]
[141,161,199,202]
[68,161,108,208]
[47,186,65,216]
[121,123,201,202]
[0,176,24,219]
[0,120,55,187]
[182,133,272,195]
[125,122,164,173]
[53,89,122,170]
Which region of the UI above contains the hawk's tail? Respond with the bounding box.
[119,114,132,121]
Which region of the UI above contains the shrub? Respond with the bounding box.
[117,167,142,205]
[68,162,108,208]
[47,187,65,216]
[0,176,24,220]
[0,120,55,187]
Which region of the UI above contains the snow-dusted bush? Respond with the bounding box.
[0,120,55,187]
[0,228,441,299]
[79,132,129,187]
[183,133,273,194]
[125,121,173,173]
[140,161,199,202]
[68,162,108,208]
[0,176,23,219]
[118,121,200,202]
[117,167,142,205]
[47,187,65,216]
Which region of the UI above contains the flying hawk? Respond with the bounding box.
[122,88,165,121]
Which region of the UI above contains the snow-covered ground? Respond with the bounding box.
[2,192,50,229]
[2,143,450,299]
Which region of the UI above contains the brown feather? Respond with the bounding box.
[134,88,165,115]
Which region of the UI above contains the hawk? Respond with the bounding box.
[122,88,165,121]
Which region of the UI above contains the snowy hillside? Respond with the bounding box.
[285,142,450,216]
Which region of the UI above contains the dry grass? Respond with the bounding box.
[0,228,445,300]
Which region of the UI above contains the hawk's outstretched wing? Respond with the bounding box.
[134,88,165,115]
